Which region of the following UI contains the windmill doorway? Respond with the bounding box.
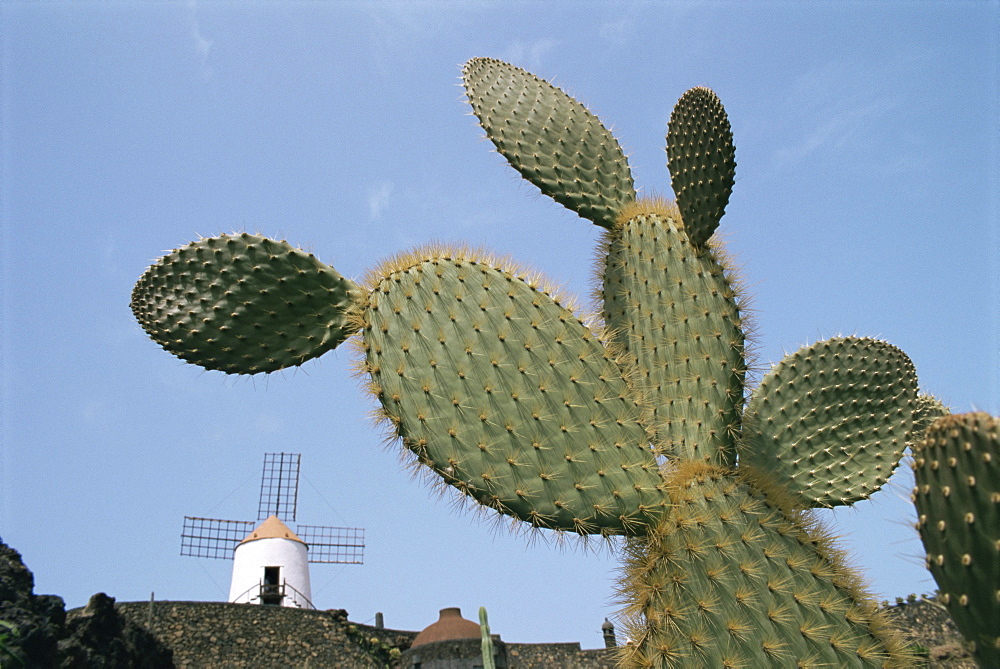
[261,566,282,606]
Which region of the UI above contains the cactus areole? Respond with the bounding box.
[132,57,928,666]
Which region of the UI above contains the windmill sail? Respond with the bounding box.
[181,516,256,560]
[296,525,365,564]
[257,452,301,521]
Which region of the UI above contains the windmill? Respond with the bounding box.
[181,453,364,609]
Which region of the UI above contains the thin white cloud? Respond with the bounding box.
[771,60,897,168]
[187,0,214,80]
[773,99,892,166]
[598,17,633,44]
[254,413,283,435]
[364,2,498,72]
[77,398,114,424]
[499,38,559,72]
[368,182,394,220]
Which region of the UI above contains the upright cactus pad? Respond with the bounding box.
[666,87,737,247]
[601,201,746,467]
[912,412,999,666]
[131,57,927,666]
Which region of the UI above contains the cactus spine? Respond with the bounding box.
[132,58,925,666]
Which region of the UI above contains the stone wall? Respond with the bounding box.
[114,601,412,668]
[505,642,616,668]
[398,638,617,669]
[85,598,976,668]
[110,601,617,668]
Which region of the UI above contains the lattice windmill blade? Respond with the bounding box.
[295,524,365,564]
[181,516,256,560]
[257,452,301,521]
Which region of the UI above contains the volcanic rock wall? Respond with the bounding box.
[112,601,619,668]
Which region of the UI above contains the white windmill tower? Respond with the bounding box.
[181,453,364,609]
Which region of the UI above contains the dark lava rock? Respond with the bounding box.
[0,540,64,667]
[0,537,173,668]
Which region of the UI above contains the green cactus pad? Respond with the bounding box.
[912,412,1000,666]
[909,394,950,443]
[462,57,636,230]
[602,200,746,467]
[617,462,911,668]
[359,248,667,535]
[666,87,737,247]
[740,337,918,508]
[132,233,362,374]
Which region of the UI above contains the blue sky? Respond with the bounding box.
[2,1,997,648]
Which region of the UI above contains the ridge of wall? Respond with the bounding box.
[106,601,618,668]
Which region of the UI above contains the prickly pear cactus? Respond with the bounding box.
[132,58,925,667]
[912,412,999,666]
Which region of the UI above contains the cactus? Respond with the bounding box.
[132,58,926,666]
[912,412,999,666]
[479,606,496,669]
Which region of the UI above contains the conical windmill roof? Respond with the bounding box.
[239,515,305,545]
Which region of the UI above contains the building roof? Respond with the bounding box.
[411,607,481,647]
[239,515,305,545]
